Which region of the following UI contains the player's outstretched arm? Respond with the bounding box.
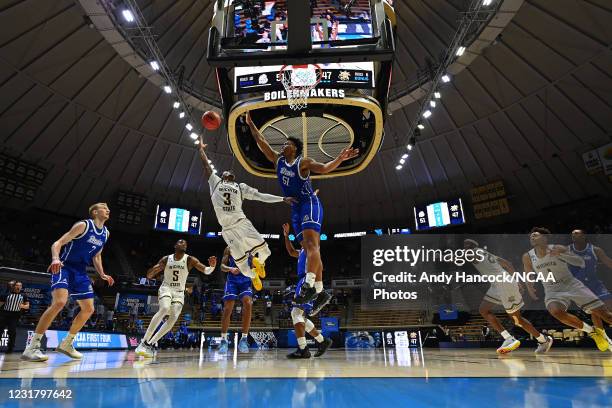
[198,142,214,177]
[497,257,516,273]
[93,249,114,286]
[240,183,296,205]
[48,221,87,274]
[146,256,168,279]
[189,256,217,275]
[246,112,279,163]
[302,146,359,174]
[282,223,299,258]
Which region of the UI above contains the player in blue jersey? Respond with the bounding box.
[219,246,255,353]
[22,203,115,362]
[282,223,332,359]
[569,229,612,349]
[247,112,358,308]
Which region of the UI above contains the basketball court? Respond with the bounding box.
[1,349,611,406]
[1,0,612,407]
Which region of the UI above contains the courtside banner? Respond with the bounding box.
[45,330,128,349]
[115,292,149,314]
[361,234,612,311]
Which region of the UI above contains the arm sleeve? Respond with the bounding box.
[208,173,222,194]
[239,183,284,203]
[558,252,585,268]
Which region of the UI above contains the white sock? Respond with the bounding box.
[536,334,546,343]
[297,337,307,349]
[221,332,228,340]
[305,272,315,286]
[314,281,323,294]
[314,334,324,343]
[64,333,76,343]
[500,330,511,340]
[241,333,248,339]
[29,333,43,348]
[581,323,594,333]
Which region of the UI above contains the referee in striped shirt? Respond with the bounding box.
[0,281,29,353]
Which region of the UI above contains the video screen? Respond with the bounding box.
[230,0,373,47]
[154,205,203,235]
[414,198,466,231]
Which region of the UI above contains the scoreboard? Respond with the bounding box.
[234,62,375,94]
[154,205,202,235]
[414,198,466,231]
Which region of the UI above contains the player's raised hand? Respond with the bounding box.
[208,256,217,268]
[282,223,291,236]
[101,273,115,287]
[283,197,298,205]
[48,259,63,274]
[338,146,359,161]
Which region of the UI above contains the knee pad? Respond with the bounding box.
[304,319,315,333]
[291,307,305,325]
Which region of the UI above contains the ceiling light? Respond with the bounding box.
[482,0,493,6]
[189,132,199,140]
[430,100,436,108]
[395,165,403,170]
[423,110,432,118]
[434,92,441,99]
[194,140,200,145]
[163,85,172,94]
[185,123,193,131]
[441,74,451,83]
[417,123,425,130]
[173,102,180,109]
[122,10,135,22]
[407,144,413,151]
[401,154,409,159]
[456,46,466,56]
[150,61,160,71]
[179,111,185,119]
[400,159,406,164]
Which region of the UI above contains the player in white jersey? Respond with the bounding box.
[198,141,295,291]
[464,239,552,354]
[135,239,216,358]
[522,227,612,351]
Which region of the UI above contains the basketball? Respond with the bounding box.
[202,111,222,131]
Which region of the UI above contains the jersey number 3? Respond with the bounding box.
[223,193,232,206]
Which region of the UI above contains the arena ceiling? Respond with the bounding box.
[0,0,610,231]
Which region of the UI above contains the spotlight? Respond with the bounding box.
[395,165,403,170]
[441,74,451,83]
[407,144,413,151]
[173,102,180,109]
[194,139,200,145]
[186,123,193,131]
[482,0,493,5]
[163,85,172,94]
[189,133,199,140]
[423,110,432,118]
[122,10,135,22]
[179,111,186,119]
[417,123,425,130]
[456,46,466,56]
[430,100,436,108]
[434,92,441,99]
[400,159,406,164]
[401,154,409,159]
[150,61,160,71]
